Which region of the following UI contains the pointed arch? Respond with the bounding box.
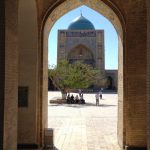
[67,44,95,66]
[42,0,124,148]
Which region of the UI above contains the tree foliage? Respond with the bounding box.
[48,60,105,93]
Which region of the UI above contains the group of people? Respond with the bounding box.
[66,89,103,106]
[66,89,85,104]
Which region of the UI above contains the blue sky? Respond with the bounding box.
[48,5,118,69]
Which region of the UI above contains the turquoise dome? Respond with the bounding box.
[68,15,95,30]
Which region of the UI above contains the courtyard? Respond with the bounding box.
[48,92,121,150]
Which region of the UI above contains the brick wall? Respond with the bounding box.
[124,1,147,147]
[0,0,5,149]
[18,0,39,145]
[118,36,124,148]
[147,0,150,149]
[4,0,18,149]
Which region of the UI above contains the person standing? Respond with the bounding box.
[80,93,85,104]
[70,94,75,103]
[66,93,71,103]
[75,94,79,103]
[95,93,99,106]
[79,89,82,97]
[99,90,102,100]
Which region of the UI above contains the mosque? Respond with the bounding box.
[57,14,118,90]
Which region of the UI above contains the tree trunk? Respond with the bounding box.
[61,91,67,99]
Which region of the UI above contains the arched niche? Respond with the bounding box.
[68,44,95,66]
[107,76,113,89]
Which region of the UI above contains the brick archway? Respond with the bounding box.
[42,0,124,148]
[2,0,148,149]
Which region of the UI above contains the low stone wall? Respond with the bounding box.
[49,97,66,104]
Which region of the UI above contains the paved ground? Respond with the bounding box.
[48,92,121,150]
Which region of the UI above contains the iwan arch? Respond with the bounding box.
[1,0,149,150]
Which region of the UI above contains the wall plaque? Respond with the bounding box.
[18,86,28,107]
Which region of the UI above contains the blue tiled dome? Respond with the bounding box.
[68,14,95,30]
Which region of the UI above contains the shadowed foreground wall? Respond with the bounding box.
[18,0,39,145]
[0,0,5,149]
[123,0,147,147]
[4,0,18,150]
[147,0,150,149]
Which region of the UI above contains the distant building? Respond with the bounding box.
[57,14,117,90]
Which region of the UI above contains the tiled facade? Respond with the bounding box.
[57,30,105,73]
[57,29,118,89]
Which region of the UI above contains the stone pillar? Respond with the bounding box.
[147,0,150,149]
[124,1,147,149]
[118,36,124,149]
[42,21,48,147]
[4,0,18,150]
[18,0,39,148]
[0,0,5,149]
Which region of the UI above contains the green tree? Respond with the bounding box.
[48,60,105,98]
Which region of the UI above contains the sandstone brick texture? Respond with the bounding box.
[118,36,124,148]
[147,0,150,149]
[18,0,39,145]
[124,1,147,148]
[0,0,5,149]
[4,0,18,150]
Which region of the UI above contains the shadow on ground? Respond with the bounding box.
[43,146,59,150]
[48,102,116,108]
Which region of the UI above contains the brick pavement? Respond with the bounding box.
[48,92,121,150]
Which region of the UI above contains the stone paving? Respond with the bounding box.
[48,92,121,150]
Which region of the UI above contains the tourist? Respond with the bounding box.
[78,89,82,97]
[75,94,79,103]
[80,93,85,104]
[70,94,75,103]
[66,93,71,103]
[99,90,102,100]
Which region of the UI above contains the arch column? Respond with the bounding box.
[123,1,147,149]
[17,0,39,148]
[4,0,18,150]
[147,0,150,149]
[0,0,5,149]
